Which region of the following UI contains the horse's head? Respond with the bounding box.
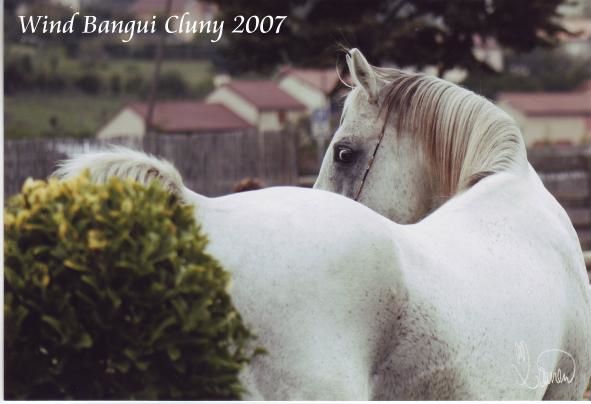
[314,49,433,223]
[314,48,527,223]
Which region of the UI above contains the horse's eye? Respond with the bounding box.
[334,146,355,164]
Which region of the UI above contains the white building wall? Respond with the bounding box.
[278,76,327,111]
[258,111,282,132]
[523,117,587,146]
[206,87,260,125]
[97,108,145,139]
[287,110,306,123]
[498,102,587,146]
[207,86,306,132]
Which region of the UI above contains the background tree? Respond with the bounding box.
[213,0,570,75]
[462,47,591,98]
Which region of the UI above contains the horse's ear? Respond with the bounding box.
[347,48,378,103]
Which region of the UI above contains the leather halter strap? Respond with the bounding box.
[354,127,387,201]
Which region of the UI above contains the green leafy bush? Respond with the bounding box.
[124,73,147,96]
[5,54,34,94]
[5,174,257,400]
[158,71,189,98]
[75,73,102,94]
[109,73,122,95]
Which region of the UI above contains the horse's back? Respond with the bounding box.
[189,186,401,400]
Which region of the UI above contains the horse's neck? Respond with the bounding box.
[401,170,455,224]
[416,157,529,224]
[420,167,570,243]
[423,181,448,220]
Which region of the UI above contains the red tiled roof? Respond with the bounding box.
[129,0,189,16]
[280,67,342,95]
[223,80,306,110]
[497,89,591,117]
[129,101,253,133]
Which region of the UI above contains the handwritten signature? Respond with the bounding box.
[511,341,576,389]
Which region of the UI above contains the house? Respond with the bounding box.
[206,80,307,132]
[96,101,253,139]
[276,67,348,139]
[552,0,591,60]
[560,17,591,58]
[497,83,591,147]
[277,67,343,112]
[559,0,591,57]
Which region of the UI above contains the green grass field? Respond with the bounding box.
[5,94,128,139]
[8,44,214,88]
[5,44,215,139]
[102,59,214,88]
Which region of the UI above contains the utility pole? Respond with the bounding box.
[144,0,173,154]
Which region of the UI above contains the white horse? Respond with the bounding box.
[55,150,407,400]
[53,53,591,399]
[314,48,591,399]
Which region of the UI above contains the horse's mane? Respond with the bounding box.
[356,67,527,197]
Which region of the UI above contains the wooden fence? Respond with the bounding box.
[4,138,589,254]
[4,130,298,198]
[528,146,591,254]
